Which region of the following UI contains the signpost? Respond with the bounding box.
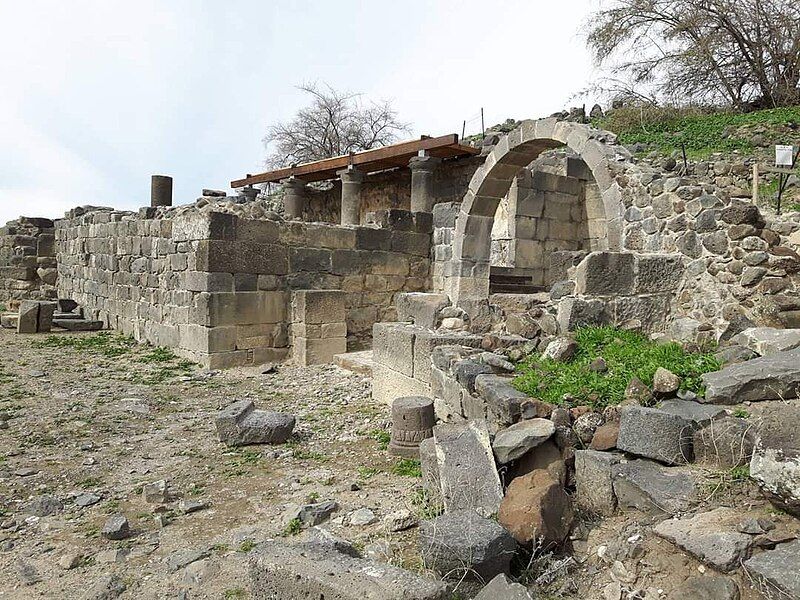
[774,145,798,214]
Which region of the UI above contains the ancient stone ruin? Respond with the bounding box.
[3,118,800,598]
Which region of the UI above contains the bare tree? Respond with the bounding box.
[585,0,800,110]
[264,83,410,168]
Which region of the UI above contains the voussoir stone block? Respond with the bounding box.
[215,399,295,446]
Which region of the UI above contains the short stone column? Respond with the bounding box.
[337,167,364,225]
[389,396,435,458]
[151,175,173,207]
[281,177,307,220]
[409,156,441,213]
[291,290,347,365]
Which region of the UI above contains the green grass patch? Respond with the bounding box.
[369,428,391,450]
[513,326,720,409]
[282,518,302,537]
[597,104,800,158]
[391,459,422,478]
[33,332,136,357]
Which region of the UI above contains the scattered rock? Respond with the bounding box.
[492,418,555,464]
[419,509,516,580]
[59,552,83,570]
[542,337,577,362]
[654,508,755,572]
[23,494,62,517]
[749,401,800,516]
[474,573,533,600]
[306,526,360,557]
[652,367,680,397]
[291,500,338,526]
[75,493,102,507]
[743,539,800,599]
[168,547,211,572]
[656,399,727,425]
[573,412,604,445]
[624,377,652,405]
[575,450,621,516]
[16,559,40,585]
[498,469,574,547]
[384,509,417,532]
[737,518,775,535]
[142,479,169,503]
[590,422,620,450]
[731,327,800,356]
[671,576,740,600]
[348,508,377,526]
[101,514,131,540]
[179,499,209,514]
[81,574,127,600]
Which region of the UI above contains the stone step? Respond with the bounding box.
[334,350,373,376]
[0,313,18,329]
[53,319,104,331]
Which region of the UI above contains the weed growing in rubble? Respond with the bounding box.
[411,488,443,520]
[282,518,302,537]
[513,326,720,408]
[223,587,247,599]
[370,428,391,450]
[357,466,381,479]
[33,332,136,357]
[391,459,422,478]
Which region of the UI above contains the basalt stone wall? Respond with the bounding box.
[56,207,432,368]
[0,217,57,306]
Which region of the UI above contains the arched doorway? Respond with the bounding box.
[441,118,631,312]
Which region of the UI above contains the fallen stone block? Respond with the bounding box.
[653,508,755,572]
[575,450,622,516]
[215,399,295,446]
[492,418,555,464]
[57,299,78,313]
[37,301,57,332]
[395,292,450,328]
[702,349,800,404]
[474,374,528,431]
[731,327,800,356]
[616,405,694,465]
[656,399,727,426]
[749,401,800,516]
[743,539,800,600]
[612,459,699,515]
[419,509,516,581]
[1,314,18,329]
[16,301,38,333]
[249,540,449,600]
[433,421,503,517]
[498,469,574,548]
[474,574,533,600]
[513,439,566,485]
[53,319,104,331]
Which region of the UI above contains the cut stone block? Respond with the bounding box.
[53,319,104,331]
[433,421,503,517]
[291,290,346,324]
[574,252,635,295]
[418,438,443,511]
[575,450,622,516]
[37,301,57,332]
[693,417,755,468]
[656,399,727,426]
[371,362,430,406]
[395,293,450,328]
[702,349,800,404]
[16,301,39,333]
[215,399,295,446]
[731,327,800,356]
[1,314,19,329]
[475,374,528,431]
[294,336,347,366]
[333,350,373,376]
[57,299,78,313]
[612,459,699,515]
[249,540,449,600]
[743,539,800,599]
[616,405,694,465]
[419,509,516,581]
[654,508,755,572]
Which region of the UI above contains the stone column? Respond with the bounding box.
[280,177,307,220]
[151,175,173,207]
[409,155,441,213]
[337,167,364,225]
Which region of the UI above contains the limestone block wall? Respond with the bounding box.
[0,217,57,306]
[56,207,431,368]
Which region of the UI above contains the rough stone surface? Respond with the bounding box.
[749,401,800,516]
[215,399,295,446]
[653,508,755,572]
[541,337,577,362]
[731,327,800,356]
[492,418,555,464]
[657,399,727,426]
[612,459,698,515]
[419,509,516,581]
[498,469,574,547]
[702,349,800,404]
[616,405,694,465]
[101,514,131,540]
[474,574,533,600]
[249,540,449,599]
[575,450,621,516]
[433,421,503,516]
[743,539,800,599]
[652,367,680,397]
[671,576,740,600]
[693,417,755,468]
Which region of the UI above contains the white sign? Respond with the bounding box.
[776,144,794,167]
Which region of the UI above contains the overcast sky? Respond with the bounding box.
[0,0,601,225]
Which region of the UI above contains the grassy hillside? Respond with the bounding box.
[595,105,800,159]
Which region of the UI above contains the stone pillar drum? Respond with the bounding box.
[337,167,364,225]
[281,177,307,220]
[409,155,441,213]
[389,396,435,458]
[150,175,173,207]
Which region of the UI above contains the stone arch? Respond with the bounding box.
[443,118,633,309]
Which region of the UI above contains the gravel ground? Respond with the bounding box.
[0,328,423,599]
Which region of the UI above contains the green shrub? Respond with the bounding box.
[513,326,720,409]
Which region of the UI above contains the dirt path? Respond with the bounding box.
[0,329,422,599]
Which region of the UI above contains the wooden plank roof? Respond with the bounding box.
[231,134,480,188]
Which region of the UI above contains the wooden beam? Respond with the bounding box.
[231,134,478,188]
